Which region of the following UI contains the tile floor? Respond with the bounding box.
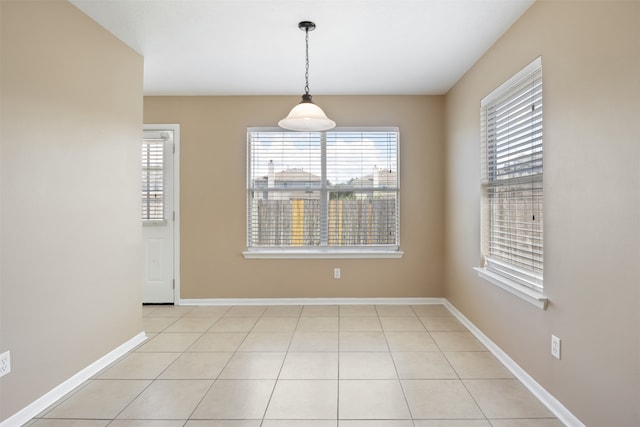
[27,304,563,426]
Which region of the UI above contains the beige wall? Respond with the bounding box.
[144,95,445,299]
[444,1,640,426]
[0,1,144,421]
[4,0,636,423]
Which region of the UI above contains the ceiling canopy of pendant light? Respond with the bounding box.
[278,21,336,132]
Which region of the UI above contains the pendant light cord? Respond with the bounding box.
[278,21,335,131]
[304,28,310,96]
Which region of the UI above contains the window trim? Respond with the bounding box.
[245,127,402,259]
[476,57,547,309]
[242,248,404,259]
[141,134,167,222]
[474,267,548,310]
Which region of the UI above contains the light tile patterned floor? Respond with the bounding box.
[27,304,563,426]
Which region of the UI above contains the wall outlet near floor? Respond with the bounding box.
[333,268,341,279]
[551,335,561,359]
[0,351,11,377]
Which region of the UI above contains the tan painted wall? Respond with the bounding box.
[0,1,144,421]
[444,1,640,425]
[144,95,445,299]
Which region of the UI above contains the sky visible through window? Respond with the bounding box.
[250,131,397,186]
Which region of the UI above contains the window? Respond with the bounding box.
[245,127,400,258]
[141,133,166,221]
[478,57,544,305]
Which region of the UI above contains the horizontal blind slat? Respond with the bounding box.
[482,60,543,281]
[248,129,399,248]
[141,139,165,221]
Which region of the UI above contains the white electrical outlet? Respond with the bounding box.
[0,351,11,378]
[551,335,561,359]
[333,268,341,279]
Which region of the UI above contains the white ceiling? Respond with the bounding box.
[70,0,534,96]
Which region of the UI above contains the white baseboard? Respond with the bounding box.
[179,297,446,306]
[0,332,147,427]
[4,300,584,427]
[442,300,585,427]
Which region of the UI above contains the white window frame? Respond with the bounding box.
[475,57,547,309]
[141,133,169,224]
[243,127,403,259]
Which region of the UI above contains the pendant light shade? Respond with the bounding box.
[278,94,336,131]
[279,21,335,132]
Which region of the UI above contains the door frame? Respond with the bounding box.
[143,123,180,304]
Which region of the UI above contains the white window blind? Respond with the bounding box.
[247,128,399,250]
[481,58,543,291]
[141,136,165,221]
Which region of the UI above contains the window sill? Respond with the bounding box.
[243,249,404,259]
[474,267,548,310]
[143,219,167,226]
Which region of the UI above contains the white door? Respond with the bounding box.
[142,126,178,303]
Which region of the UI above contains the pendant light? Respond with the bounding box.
[279,21,336,132]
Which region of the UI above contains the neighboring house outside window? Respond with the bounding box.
[476,57,546,309]
[245,128,401,258]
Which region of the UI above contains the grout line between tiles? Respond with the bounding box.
[382,310,416,423]
[336,310,341,422]
[258,307,303,423]
[183,339,235,420]
[27,303,564,426]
